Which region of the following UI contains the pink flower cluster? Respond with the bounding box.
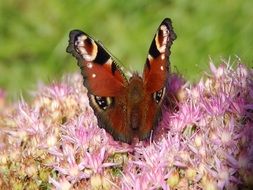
[0,61,252,189]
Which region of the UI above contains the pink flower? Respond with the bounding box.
[49,177,72,190]
[1,62,253,189]
[84,147,117,174]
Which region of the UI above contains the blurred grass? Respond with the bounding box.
[0,0,253,100]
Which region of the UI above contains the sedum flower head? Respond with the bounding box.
[0,60,252,189]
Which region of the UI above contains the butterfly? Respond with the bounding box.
[67,18,176,144]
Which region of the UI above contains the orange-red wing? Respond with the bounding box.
[143,18,176,93]
[67,30,128,97]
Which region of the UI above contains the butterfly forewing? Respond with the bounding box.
[67,30,128,97]
[143,18,176,93]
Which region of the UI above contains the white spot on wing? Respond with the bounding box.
[78,35,87,42]
[161,54,165,60]
[87,62,93,68]
[92,73,96,78]
[160,66,164,71]
[155,25,169,53]
[75,35,98,62]
[105,58,113,66]
[78,47,86,54]
[148,54,153,61]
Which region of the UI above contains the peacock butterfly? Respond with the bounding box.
[66,18,176,144]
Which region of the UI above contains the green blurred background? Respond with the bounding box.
[0,0,253,100]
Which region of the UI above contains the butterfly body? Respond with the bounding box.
[67,18,176,143]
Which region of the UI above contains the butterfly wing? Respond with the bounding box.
[143,18,176,93]
[67,30,130,143]
[67,30,128,97]
[139,18,176,139]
